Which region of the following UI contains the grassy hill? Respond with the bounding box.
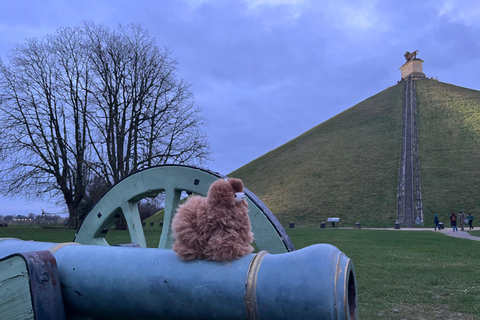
[231,83,404,227]
[143,209,164,226]
[230,79,480,228]
[416,80,480,220]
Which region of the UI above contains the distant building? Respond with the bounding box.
[399,58,426,80]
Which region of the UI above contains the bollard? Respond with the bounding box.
[0,238,357,320]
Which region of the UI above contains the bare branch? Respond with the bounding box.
[0,22,209,228]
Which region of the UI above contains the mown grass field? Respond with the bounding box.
[1,226,479,319]
[468,230,480,237]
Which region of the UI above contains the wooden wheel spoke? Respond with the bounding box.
[121,201,147,248]
[158,189,182,249]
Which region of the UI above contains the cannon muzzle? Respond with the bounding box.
[0,239,357,319]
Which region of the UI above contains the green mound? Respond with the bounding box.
[231,83,404,227]
[231,79,480,228]
[143,209,165,226]
[416,80,480,220]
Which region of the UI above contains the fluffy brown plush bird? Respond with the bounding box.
[171,178,254,261]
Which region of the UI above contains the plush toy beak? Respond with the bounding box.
[234,192,246,202]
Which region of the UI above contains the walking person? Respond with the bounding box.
[458,210,466,231]
[468,213,474,230]
[434,214,440,231]
[450,212,458,231]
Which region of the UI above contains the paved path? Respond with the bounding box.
[361,227,480,242]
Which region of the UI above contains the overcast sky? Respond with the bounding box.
[0,0,479,216]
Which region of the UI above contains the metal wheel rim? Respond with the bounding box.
[74,164,294,253]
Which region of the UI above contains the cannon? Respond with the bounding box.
[0,165,358,319]
[0,239,357,320]
[404,50,419,61]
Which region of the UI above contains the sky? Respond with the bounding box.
[0,0,479,217]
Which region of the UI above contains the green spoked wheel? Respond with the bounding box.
[74,165,295,253]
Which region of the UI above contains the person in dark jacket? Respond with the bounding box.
[450,212,458,232]
[434,214,440,231]
[468,213,474,230]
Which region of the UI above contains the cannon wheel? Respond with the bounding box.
[74,165,295,254]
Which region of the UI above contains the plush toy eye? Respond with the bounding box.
[234,192,246,202]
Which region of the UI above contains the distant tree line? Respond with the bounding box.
[0,22,209,229]
[0,213,61,221]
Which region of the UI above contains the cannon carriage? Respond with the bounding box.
[0,165,357,319]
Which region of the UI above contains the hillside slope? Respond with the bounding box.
[231,83,404,227]
[416,80,480,220]
[231,79,480,228]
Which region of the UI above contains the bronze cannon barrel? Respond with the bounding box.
[0,239,357,319]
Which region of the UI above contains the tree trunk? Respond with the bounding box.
[67,204,79,229]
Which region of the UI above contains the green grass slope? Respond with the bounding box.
[416,80,480,222]
[231,83,404,227]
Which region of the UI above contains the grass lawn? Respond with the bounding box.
[288,226,480,320]
[468,230,480,237]
[1,225,479,319]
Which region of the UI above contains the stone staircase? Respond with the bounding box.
[397,79,423,227]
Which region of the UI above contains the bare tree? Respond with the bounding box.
[0,22,209,228]
[83,23,208,184]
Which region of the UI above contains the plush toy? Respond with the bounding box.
[171,178,254,261]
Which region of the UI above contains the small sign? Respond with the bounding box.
[327,218,340,222]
